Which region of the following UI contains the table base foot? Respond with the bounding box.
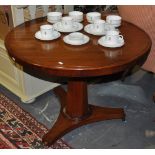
[42,105,125,146]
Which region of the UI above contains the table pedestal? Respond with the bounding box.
[42,80,125,146]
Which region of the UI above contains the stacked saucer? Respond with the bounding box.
[86,12,101,23]
[69,11,83,22]
[106,15,122,27]
[47,12,62,24]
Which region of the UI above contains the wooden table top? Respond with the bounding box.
[5,17,152,77]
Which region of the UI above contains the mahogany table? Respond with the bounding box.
[5,17,151,146]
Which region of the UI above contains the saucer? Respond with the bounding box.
[72,18,83,23]
[87,19,94,23]
[53,22,83,33]
[98,36,125,48]
[84,24,106,36]
[35,31,61,41]
[47,19,61,24]
[106,22,121,28]
[63,34,90,45]
[74,18,83,23]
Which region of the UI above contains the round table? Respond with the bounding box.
[5,17,151,146]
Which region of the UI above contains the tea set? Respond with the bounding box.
[35,11,125,48]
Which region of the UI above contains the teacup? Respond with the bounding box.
[40,24,54,39]
[68,32,84,42]
[93,19,105,32]
[106,15,122,27]
[61,16,73,29]
[86,12,101,23]
[69,11,83,22]
[47,12,62,23]
[105,30,123,43]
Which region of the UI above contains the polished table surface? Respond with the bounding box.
[5,16,152,146]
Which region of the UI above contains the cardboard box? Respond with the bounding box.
[0,6,13,40]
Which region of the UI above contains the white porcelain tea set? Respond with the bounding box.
[35,11,125,48]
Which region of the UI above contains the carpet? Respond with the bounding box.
[0,93,70,149]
